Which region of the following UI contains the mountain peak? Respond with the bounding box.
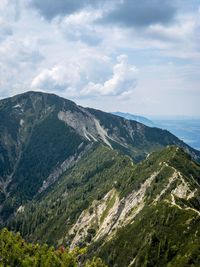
[0,91,199,222]
[1,92,200,267]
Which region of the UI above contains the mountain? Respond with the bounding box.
[9,145,200,267]
[112,113,200,151]
[95,146,200,266]
[1,91,200,266]
[0,91,199,223]
[112,112,154,127]
[10,144,133,244]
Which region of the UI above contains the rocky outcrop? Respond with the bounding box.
[68,171,160,248]
[58,110,112,148]
[68,157,200,249]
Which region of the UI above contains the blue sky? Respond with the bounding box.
[0,0,200,116]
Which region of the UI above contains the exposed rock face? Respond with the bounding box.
[68,158,200,248]
[58,110,112,148]
[68,189,120,249]
[68,171,160,248]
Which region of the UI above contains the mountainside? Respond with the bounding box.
[1,91,199,224]
[112,112,154,127]
[96,146,200,266]
[10,144,133,245]
[8,145,200,267]
[1,91,200,266]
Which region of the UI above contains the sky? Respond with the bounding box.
[0,0,200,116]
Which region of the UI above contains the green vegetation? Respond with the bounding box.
[9,145,134,245]
[8,145,200,266]
[1,91,200,223]
[86,108,200,162]
[1,92,200,267]
[0,92,87,221]
[121,145,200,198]
[98,202,200,267]
[85,146,200,267]
[0,228,107,267]
[12,111,85,200]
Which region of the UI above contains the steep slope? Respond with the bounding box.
[86,107,200,162]
[0,91,200,223]
[0,92,89,223]
[9,145,200,267]
[86,146,200,267]
[9,144,134,245]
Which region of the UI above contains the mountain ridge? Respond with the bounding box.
[0,91,200,223]
[8,144,200,266]
[1,91,200,266]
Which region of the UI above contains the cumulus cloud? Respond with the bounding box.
[30,0,84,20]
[147,14,197,41]
[31,64,81,96]
[0,0,21,24]
[81,55,138,97]
[0,38,44,96]
[102,0,176,27]
[145,12,200,59]
[0,0,200,116]
[31,55,138,98]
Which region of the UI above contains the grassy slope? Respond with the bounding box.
[87,108,200,163]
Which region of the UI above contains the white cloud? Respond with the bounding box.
[0,0,13,42]
[52,8,103,46]
[146,12,200,60]
[81,55,138,97]
[31,55,138,98]
[31,64,81,96]
[0,0,200,116]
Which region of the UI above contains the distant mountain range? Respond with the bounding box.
[112,112,200,151]
[112,112,154,127]
[1,91,200,267]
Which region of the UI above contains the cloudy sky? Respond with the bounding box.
[0,0,200,116]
